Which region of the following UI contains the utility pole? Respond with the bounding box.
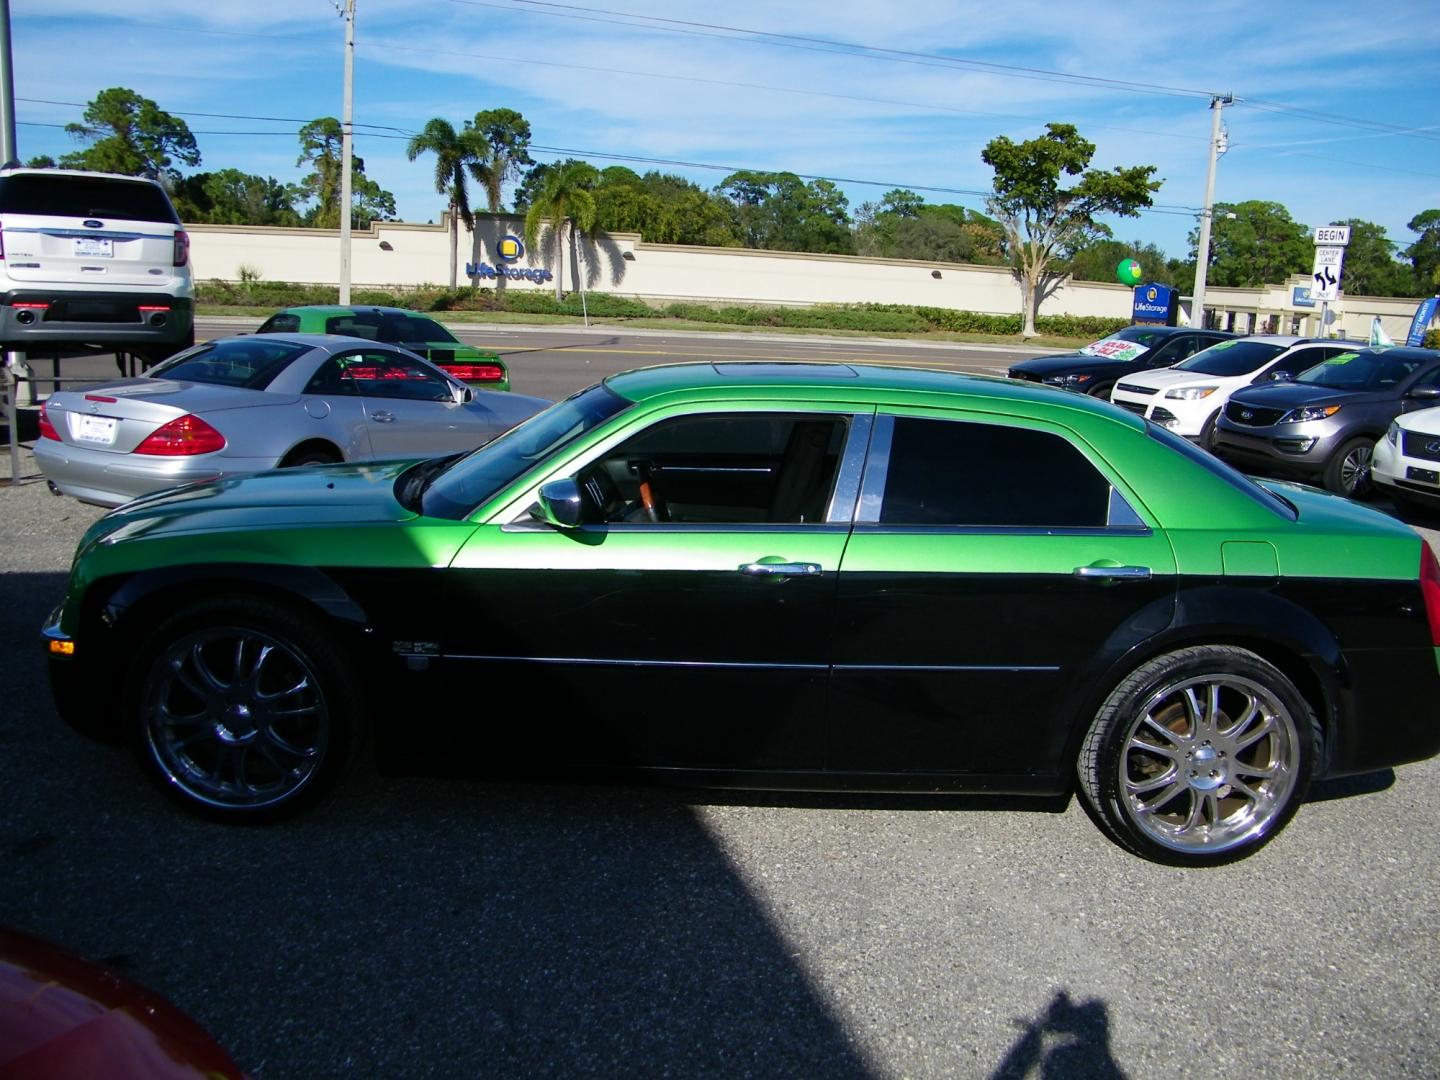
[338,0,355,304]
[0,0,17,165]
[1190,93,1232,331]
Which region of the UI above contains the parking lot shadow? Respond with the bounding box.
[0,569,875,1079]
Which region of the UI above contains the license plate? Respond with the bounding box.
[75,415,117,445]
[73,237,113,258]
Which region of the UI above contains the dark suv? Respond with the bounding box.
[0,167,194,362]
[1213,345,1440,497]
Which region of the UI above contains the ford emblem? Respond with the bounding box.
[82,219,104,229]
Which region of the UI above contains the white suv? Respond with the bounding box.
[0,167,194,363]
[1109,336,1349,448]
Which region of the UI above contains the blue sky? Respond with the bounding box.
[11,0,1440,265]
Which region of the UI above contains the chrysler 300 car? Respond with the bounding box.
[43,363,1440,865]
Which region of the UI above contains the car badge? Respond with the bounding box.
[1241,409,1254,420]
[1428,440,1440,456]
[82,220,104,229]
[88,402,99,413]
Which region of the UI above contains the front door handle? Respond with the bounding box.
[1074,564,1152,582]
[740,561,822,577]
[371,410,395,423]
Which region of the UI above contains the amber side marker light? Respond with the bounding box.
[48,640,75,656]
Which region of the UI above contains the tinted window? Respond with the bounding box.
[147,338,310,390]
[256,314,301,334]
[879,418,1109,528]
[325,312,459,345]
[1268,346,1333,381]
[421,383,633,519]
[335,350,453,401]
[1296,351,1427,390]
[0,174,179,223]
[1175,340,1286,377]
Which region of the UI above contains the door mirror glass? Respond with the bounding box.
[535,478,584,529]
[1409,385,1440,399]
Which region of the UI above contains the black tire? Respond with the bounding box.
[279,444,342,468]
[1198,411,1218,451]
[1322,436,1375,499]
[1077,646,1318,866]
[1086,381,1114,399]
[126,596,365,822]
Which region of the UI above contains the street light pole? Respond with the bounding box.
[1191,93,1232,330]
[0,0,17,165]
[338,0,355,305]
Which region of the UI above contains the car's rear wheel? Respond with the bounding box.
[279,443,342,468]
[128,597,363,821]
[1086,382,1114,399]
[1323,436,1374,499]
[1078,646,1317,865]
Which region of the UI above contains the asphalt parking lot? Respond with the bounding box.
[3,340,1440,1078]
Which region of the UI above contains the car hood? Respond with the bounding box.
[1227,382,1361,409]
[84,459,417,543]
[1009,354,1138,377]
[1398,405,1440,435]
[1116,368,1219,390]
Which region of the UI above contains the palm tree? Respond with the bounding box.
[406,118,489,288]
[523,160,599,302]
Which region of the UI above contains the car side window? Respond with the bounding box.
[304,356,358,396]
[874,417,1114,528]
[1264,347,1326,382]
[1153,335,1200,365]
[325,314,382,340]
[256,314,300,334]
[577,413,849,525]
[338,350,453,402]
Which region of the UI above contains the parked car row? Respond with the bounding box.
[1011,330,1440,501]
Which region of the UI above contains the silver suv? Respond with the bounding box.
[0,167,194,363]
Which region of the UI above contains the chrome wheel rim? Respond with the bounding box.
[1341,446,1371,496]
[142,627,329,811]
[1119,674,1300,854]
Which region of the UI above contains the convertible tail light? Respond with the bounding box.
[38,402,58,441]
[133,414,226,456]
[442,362,505,383]
[1420,541,1440,647]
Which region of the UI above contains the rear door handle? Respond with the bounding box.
[740,561,822,577]
[371,410,395,423]
[1074,564,1152,582]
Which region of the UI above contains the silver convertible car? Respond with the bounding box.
[34,334,550,506]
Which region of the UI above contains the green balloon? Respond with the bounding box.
[1116,259,1143,286]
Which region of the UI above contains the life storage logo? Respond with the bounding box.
[496,235,524,262]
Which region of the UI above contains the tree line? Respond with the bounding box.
[38,87,1440,310]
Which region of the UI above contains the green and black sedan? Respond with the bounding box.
[43,363,1440,865]
[255,305,509,390]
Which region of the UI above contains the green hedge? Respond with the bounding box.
[1424,328,1440,350]
[196,278,1129,339]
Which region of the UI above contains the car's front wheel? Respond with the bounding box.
[1078,646,1317,865]
[128,597,363,821]
[1323,436,1374,498]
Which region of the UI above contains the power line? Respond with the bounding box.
[17,97,410,135]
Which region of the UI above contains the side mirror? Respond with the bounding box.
[534,478,584,529]
[1268,370,1291,381]
[1410,385,1440,400]
[453,384,473,404]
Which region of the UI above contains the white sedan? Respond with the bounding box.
[35,334,550,506]
[1109,336,1352,448]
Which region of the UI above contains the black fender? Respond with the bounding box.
[1057,581,1346,774]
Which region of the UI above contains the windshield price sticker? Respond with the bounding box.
[76,415,117,444]
[1082,340,1149,362]
[73,237,113,258]
[1326,354,1358,365]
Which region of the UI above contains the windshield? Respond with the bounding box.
[1174,340,1286,377]
[147,338,311,390]
[1080,327,1164,362]
[324,312,461,345]
[1295,350,1424,391]
[420,382,634,519]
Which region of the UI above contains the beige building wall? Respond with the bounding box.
[187,214,1434,338]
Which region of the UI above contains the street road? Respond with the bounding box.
[2,325,1438,1079]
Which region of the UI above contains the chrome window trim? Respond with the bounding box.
[826,413,873,523]
[855,414,894,523]
[848,524,1153,538]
